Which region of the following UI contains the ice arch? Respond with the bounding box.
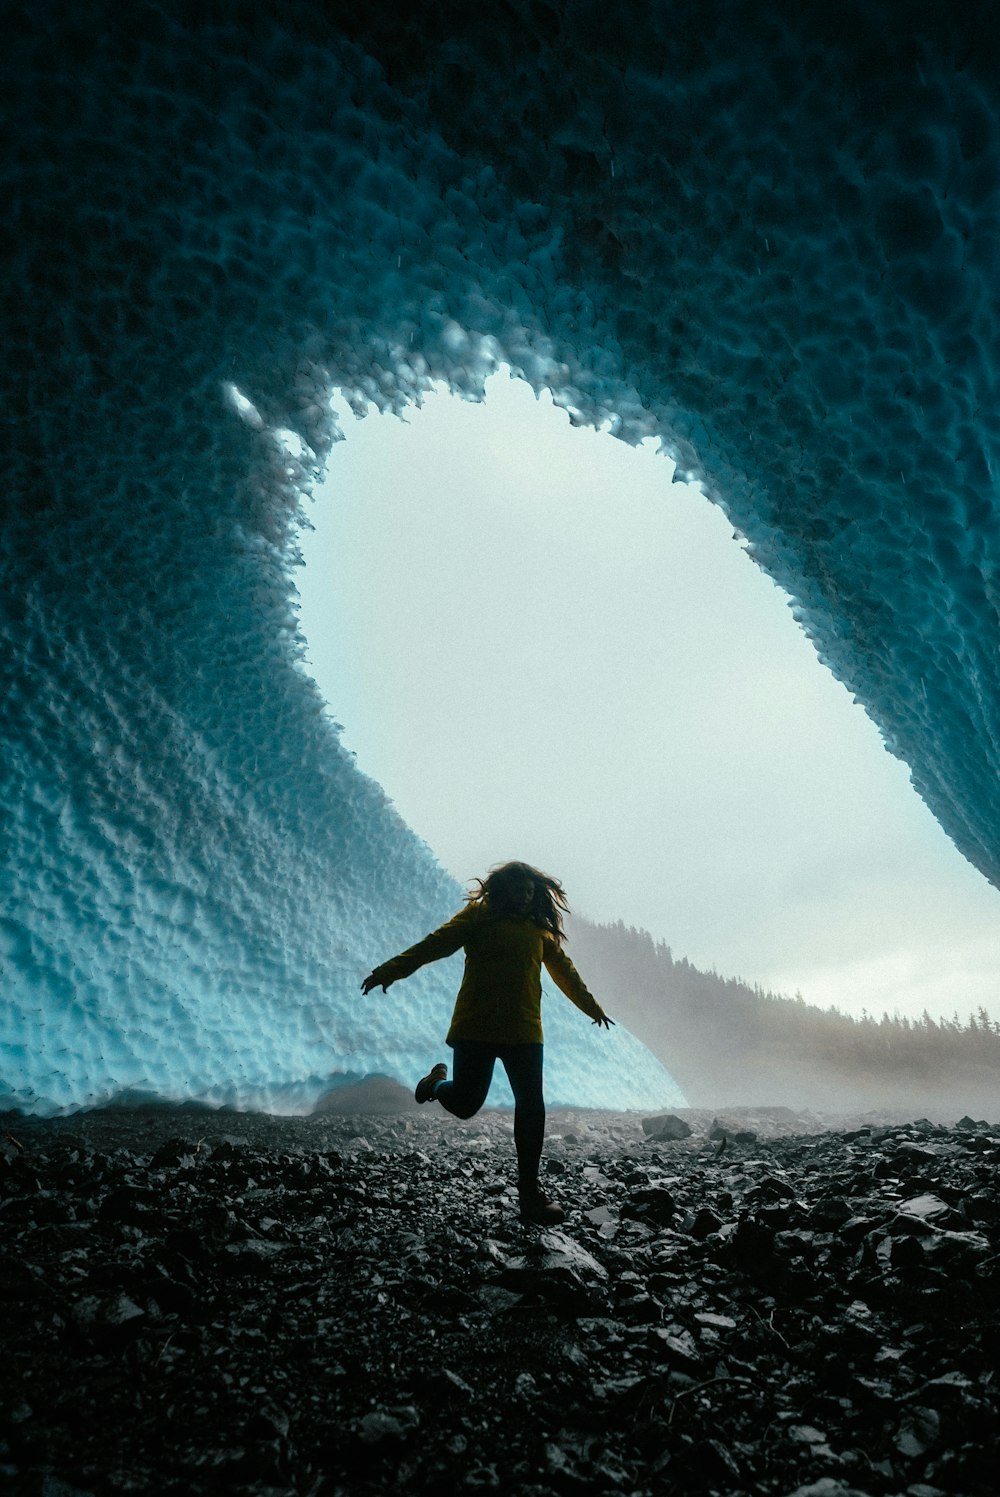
[3,0,1000,1111]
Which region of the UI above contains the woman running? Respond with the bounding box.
[361,860,614,1225]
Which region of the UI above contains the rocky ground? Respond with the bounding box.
[1,1104,999,1497]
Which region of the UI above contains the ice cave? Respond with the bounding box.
[3,0,1000,1114]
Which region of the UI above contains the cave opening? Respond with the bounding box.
[292,368,1000,1024]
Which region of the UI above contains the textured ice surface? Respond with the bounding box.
[4,1,1000,1111]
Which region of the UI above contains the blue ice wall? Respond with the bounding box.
[4,0,1000,1111]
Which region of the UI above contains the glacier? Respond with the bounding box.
[3,0,1000,1113]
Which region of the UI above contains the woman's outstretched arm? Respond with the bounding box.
[361,906,476,994]
[542,937,615,1028]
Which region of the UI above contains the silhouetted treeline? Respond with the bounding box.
[567,916,1000,1114]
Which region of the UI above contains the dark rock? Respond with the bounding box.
[314,1074,420,1113]
[887,1211,936,1237]
[895,1404,941,1457]
[621,1185,676,1227]
[641,1114,692,1141]
[210,1138,250,1159]
[694,1310,736,1331]
[918,1370,976,1406]
[615,1292,662,1323]
[496,1229,608,1313]
[708,1118,758,1143]
[758,1202,795,1230]
[748,1174,797,1201]
[686,1207,725,1240]
[97,1186,161,1225]
[965,1192,1000,1224]
[838,1209,880,1245]
[729,1216,776,1266]
[892,1142,941,1163]
[887,1233,926,1269]
[650,1325,702,1368]
[583,1203,618,1232]
[149,1136,200,1169]
[357,1405,420,1443]
[920,1227,991,1268]
[809,1197,854,1230]
[220,1239,290,1276]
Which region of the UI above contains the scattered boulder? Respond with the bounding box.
[621,1184,676,1227]
[640,1113,692,1140]
[708,1117,759,1144]
[313,1073,420,1113]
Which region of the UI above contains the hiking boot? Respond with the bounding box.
[518,1181,566,1226]
[414,1062,447,1104]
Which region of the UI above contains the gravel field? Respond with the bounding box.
[2,1104,999,1496]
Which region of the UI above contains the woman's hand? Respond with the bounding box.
[361,970,390,995]
[592,1014,615,1029]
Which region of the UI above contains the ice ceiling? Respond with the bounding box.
[4,1,1000,1113]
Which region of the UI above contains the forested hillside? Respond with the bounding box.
[567,917,1000,1114]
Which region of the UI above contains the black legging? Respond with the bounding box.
[434,1042,545,1183]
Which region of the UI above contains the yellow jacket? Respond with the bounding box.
[371,903,607,1045]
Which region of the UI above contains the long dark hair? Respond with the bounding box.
[468,861,569,944]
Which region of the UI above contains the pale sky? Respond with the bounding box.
[294,369,999,1024]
